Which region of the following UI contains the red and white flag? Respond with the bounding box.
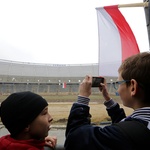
[96,5,140,77]
[62,82,67,88]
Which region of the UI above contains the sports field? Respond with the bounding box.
[0,94,133,125]
[43,94,133,125]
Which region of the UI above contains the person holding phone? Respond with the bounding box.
[64,52,150,150]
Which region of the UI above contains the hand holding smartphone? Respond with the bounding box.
[92,76,104,87]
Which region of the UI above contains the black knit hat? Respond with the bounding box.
[0,91,48,136]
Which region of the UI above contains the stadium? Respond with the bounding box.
[0,59,117,95]
[0,59,119,150]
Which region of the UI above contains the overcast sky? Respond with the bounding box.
[0,0,149,64]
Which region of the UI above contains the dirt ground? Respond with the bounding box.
[48,102,133,125]
[0,93,133,125]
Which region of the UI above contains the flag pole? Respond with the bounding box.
[118,1,150,51]
[118,2,149,8]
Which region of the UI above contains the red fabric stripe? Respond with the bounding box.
[104,5,140,62]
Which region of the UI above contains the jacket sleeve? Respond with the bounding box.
[65,103,91,136]
[64,103,131,150]
[106,103,126,123]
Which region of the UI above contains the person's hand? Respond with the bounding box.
[79,75,92,97]
[45,136,57,148]
[99,78,111,101]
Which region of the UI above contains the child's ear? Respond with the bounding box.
[130,79,138,96]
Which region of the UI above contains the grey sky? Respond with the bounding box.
[0,0,149,64]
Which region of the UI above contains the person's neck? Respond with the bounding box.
[13,133,44,141]
[12,133,31,140]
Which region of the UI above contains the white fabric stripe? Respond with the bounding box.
[121,107,150,129]
[77,96,90,105]
[130,107,150,122]
[96,8,122,77]
[147,122,150,130]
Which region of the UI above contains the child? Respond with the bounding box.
[0,91,57,149]
[65,52,150,150]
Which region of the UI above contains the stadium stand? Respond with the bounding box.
[0,59,117,95]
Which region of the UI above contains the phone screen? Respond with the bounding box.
[92,77,104,87]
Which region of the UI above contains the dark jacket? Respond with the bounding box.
[64,102,150,150]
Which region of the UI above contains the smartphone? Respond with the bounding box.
[92,76,104,87]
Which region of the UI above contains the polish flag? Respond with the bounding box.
[62,82,67,88]
[96,5,140,77]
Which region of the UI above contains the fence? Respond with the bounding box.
[0,82,117,95]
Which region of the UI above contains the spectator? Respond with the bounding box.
[0,91,57,149]
[65,52,150,150]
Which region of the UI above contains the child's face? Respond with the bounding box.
[28,106,53,139]
[117,73,131,107]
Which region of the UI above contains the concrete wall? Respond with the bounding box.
[0,59,117,94]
